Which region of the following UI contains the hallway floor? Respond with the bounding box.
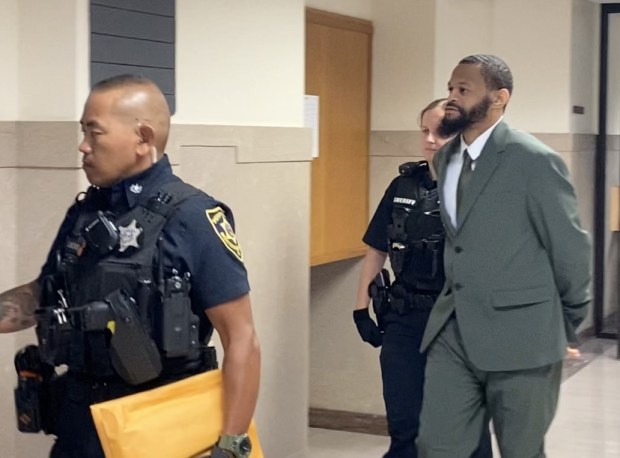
[306,339,620,457]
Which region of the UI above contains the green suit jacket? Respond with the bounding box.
[421,121,592,371]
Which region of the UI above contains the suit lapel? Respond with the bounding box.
[455,122,508,232]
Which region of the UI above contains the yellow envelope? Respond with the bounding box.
[90,369,263,458]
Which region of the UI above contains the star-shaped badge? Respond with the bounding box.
[129,183,143,194]
[118,219,143,252]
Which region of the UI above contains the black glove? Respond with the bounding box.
[353,308,383,347]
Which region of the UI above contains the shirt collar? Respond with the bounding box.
[107,154,174,210]
[459,116,504,160]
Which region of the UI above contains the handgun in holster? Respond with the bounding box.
[104,289,163,385]
[368,269,391,331]
[13,345,55,433]
[68,289,163,385]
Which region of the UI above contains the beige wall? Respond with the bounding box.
[571,0,600,134]
[175,0,305,126]
[17,0,89,121]
[433,0,493,99]
[492,0,573,132]
[372,0,437,130]
[0,0,18,121]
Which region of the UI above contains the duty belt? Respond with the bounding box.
[388,284,437,314]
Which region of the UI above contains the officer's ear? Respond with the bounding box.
[136,123,155,158]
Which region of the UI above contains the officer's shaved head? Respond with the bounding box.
[90,74,170,154]
[79,75,173,186]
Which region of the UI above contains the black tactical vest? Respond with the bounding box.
[387,161,446,293]
[37,180,206,383]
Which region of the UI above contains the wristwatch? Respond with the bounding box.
[217,433,252,458]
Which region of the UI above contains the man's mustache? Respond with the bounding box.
[446,102,462,112]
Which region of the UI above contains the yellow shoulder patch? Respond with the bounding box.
[205,206,243,262]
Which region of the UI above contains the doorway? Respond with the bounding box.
[595,3,620,356]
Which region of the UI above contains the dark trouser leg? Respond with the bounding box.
[486,362,562,458]
[417,318,487,458]
[49,376,106,458]
[380,310,429,458]
[470,420,493,458]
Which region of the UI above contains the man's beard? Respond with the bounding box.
[439,96,492,137]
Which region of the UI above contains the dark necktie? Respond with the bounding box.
[456,149,473,212]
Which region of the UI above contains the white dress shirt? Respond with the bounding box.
[443,117,504,228]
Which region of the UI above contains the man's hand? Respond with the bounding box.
[353,308,383,347]
[0,281,39,333]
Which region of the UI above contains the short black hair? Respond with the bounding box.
[92,74,157,92]
[459,54,513,94]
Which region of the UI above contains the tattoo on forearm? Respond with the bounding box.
[0,283,39,332]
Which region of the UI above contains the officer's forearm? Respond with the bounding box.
[0,281,39,333]
[355,247,387,310]
[220,329,261,434]
[207,294,261,435]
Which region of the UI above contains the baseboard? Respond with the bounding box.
[308,407,388,436]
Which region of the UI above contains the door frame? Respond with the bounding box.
[595,3,620,343]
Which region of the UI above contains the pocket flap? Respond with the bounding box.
[492,286,551,309]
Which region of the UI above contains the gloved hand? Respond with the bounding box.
[353,308,383,347]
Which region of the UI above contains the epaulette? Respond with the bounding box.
[398,160,429,177]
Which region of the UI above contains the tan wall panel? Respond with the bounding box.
[0,122,17,167]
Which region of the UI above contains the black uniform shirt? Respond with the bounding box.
[363,177,401,253]
[39,155,250,314]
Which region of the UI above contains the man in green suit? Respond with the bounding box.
[416,55,592,458]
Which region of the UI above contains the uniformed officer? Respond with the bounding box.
[353,99,492,458]
[0,75,260,458]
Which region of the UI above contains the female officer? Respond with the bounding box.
[353,99,492,458]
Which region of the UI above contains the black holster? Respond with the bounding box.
[36,289,163,386]
[368,269,391,330]
[13,345,56,434]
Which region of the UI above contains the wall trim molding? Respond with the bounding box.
[2,121,312,169]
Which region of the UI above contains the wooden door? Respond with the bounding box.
[306,8,373,266]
